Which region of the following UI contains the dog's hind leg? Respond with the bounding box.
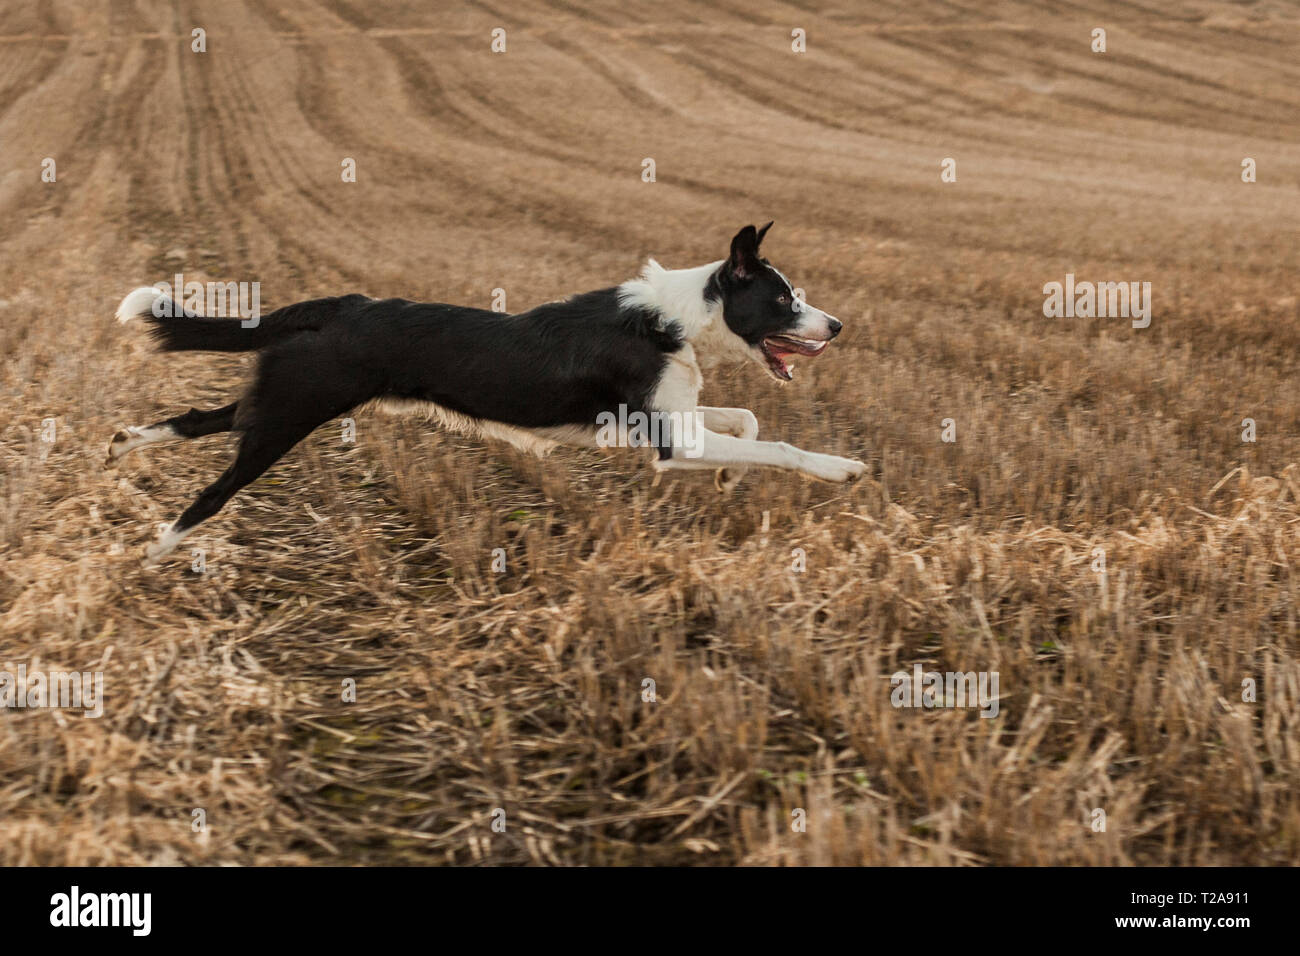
[143,335,377,563]
[106,401,240,467]
[143,417,319,563]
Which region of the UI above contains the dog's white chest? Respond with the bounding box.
[651,345,703,414]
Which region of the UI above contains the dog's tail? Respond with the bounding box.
[115,286,340,353]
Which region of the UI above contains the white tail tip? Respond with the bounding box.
[115,286,165,324]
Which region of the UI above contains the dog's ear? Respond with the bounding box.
[755,221,773,249]
[728,225,763,279]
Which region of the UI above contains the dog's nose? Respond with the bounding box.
[828,318,842,338]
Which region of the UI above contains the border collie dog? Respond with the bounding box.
[111,223,866,562]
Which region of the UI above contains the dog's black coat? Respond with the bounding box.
[137,285,691,537]
[149,290,683,431]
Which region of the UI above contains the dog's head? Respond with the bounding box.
[711,223,842,382]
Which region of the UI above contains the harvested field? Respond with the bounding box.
[1,0,1299,865]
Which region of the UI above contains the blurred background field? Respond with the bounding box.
[1,0,1298,864]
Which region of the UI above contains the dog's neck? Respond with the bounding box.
[617,259,751,367]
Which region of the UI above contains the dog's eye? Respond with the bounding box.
[777,294,788,304]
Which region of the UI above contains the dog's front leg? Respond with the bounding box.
[655,426,866,483]
[697,407,759,492]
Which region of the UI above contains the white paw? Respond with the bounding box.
[807,454,868,483]
[144,525,187,564]
[715,466,748,493]
[105,426,141,467]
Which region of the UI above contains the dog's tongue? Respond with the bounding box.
[769,336,830,359]
[764,337,827,380]
[770,351,795,380]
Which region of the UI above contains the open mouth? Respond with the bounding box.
[759,334,830,381]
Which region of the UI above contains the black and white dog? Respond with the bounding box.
[111,223,866,562]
